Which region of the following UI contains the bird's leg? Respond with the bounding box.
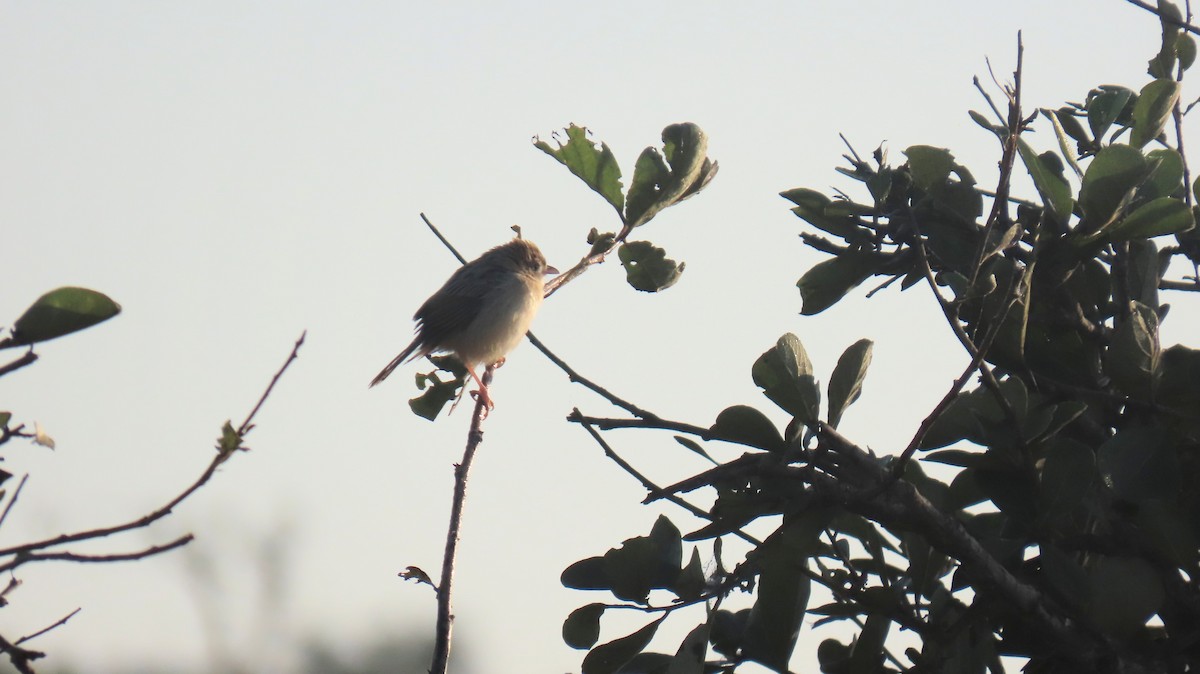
[464,365,494,413]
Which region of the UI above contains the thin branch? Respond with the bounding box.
[0,632,41,674]
[0,332,305,562]
[430,365,493,674]
[1124,0,1200,35]
[0,476,29,532]
[527,335,658,420]
[0,535,193,573]
[15,608,80,645]
[420,212,468,265]
[0,351,37,380]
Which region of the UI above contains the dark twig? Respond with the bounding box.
[0,476,28,532]
[0,352,37,380]
[0,535,193,573]
[0,632,41,674]
[528,335,658,420]
[0,332,305,564]
[1124,0,1200,35]
[15,608,80,645]
[430,366,493,674]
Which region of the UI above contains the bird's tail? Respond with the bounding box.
[369,344,420,388]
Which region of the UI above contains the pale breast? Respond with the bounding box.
[443,272,544,367]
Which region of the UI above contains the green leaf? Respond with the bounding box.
[827,339,873,429]
[618,241,684,292]
[752,333,821,424]
[1087,86,1135,142]
[1105,196,1194,242]
[1086,556,1164,638]
[624,123,714,228]
[1098,425,1179,502]
[665,624,709,674]
[4,287,121,348]
[217,421,241,453]
[1149,0,1183,77]
[1141,148,1185,199]
[1016,140,1073,225]
[1158,345,1200,439]
[534,124,624,215]
[564,603,606,650]
[408,374,462,421]
[781,188,865,241]
[1078,144,1147,233]
[710,405,784,452]
[1131,78,1181,149]
[597,516,683,603]
[582,616,666,674]
[1179,34,1197,70]
[904,145,955,190]
[796,251,879,315]
[1108,301,1161,399]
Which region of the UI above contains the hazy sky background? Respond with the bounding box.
[0,1,1191,672]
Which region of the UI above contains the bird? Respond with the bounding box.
[370,237,557,412]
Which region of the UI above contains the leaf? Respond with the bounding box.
[1098,425,1179,502]
[848,613,891,674]
[1016,140,1073,225]
[752,333,820,423]
[1104,196,1194,242]
[625,123,714,228]
[1078,144,1148,234]
[1131,78,1181,148]
[408,373,463,421]
[618,241,684,292]
[904,145,955,190]
[582,616,666,674]
[1087,86,1135,142]
[673,436,716,464]
[1086,556,1164,638]
[742,532,812,672]
[671,548,706,602]
[562,556,610,590]
[564,603,606,650]
[534,124,624,215]
[781,188,865,241]
[1038,438,1096,518]
[710,406,784,452]
[0,412,10,428]
[1108,301,1161,399]
[827,339,873,428]
[4,287,121,348]
[1141,148,1185,199]
[665,624,709,674]
[796,251,879,315]
[1149,0,1184,77]
[216,421,241,453]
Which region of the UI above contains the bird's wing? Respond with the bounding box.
[412,266,489,346]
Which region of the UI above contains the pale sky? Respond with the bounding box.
[0,2,1188,672]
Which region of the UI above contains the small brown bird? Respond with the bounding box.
[370,238,557,411]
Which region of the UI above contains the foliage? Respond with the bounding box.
[557,5,1200,673]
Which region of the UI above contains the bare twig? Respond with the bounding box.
[0,351,37,380]
[0,476,28,532]
[15,608,80,645]
[0,535,193,573]
[527,335,658,420]
[0,332,305,566]
[0,632,41,674]
[430,366,493,674]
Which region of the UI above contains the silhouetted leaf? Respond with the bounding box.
[904,145,955,190]
[1078,144,1147,234]
[1098,425,1179,502]
[1017,139,1073,224]
[625,123,713,228]
[564,603,606,650]
[711,406,784,452]
[1086,556,1164,638]
[582,617,666,674]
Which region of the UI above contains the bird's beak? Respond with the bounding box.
[545,265,560,275]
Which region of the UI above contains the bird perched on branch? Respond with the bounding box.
[370,238,557,412]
